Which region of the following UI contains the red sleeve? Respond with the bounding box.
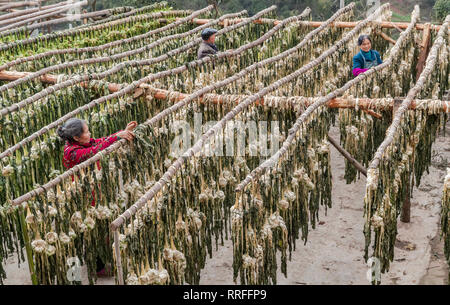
[93,131,122,144]
[64,131,121,167]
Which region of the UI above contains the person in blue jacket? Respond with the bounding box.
[352,34,383,77]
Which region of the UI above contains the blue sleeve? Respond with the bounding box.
[352,54,363,70]
[374,50,382,64]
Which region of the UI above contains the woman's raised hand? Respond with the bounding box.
[117,121,137,142]
[126,121,137,131]
[117,130,134,142]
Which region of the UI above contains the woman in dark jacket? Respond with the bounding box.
[352,34,383,77]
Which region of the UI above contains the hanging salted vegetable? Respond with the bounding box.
[0,5,215,107]
[441,169,450,282]
[1,0,447,288]
[0,8,264,192]
[418,31,449,101]
[0,2,179,61]
[337,107,393,183]
[110,2,393,286]
[0,5,283,284]
[0,7,251,205]
[0,2,170,44]
[231,106,332,285]
[363,15,449,284]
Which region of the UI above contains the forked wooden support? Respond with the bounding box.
[362,108,383,119]
[378,31,396,45]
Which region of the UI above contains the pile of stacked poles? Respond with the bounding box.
[0,1,448,285]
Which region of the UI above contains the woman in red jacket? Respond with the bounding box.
[58,118,136,169]
[57,118,136,277]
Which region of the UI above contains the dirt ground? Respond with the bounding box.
[3,122,449,285]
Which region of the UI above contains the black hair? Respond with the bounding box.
[358,35,372,46]
[57,118,86,142]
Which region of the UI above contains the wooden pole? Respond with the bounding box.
[362,108,383,119]
[327,134,367,177]
[0,1,39,11]
[1,70,448,114]
[378,31,396,45]
[180,17,445,31]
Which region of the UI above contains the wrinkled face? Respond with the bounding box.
[207,33,216,44]
[73,123,91,144]
[360,38,371,52]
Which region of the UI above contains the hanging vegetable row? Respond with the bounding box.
[363,14,449,284]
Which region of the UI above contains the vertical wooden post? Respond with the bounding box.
[401,183,411,222]
[415,23,431,81]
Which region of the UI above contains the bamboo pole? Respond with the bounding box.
[110,2,383,231]
[142,85,449,112]
[180,16,282,26]
[71,3,162,31]
[0,8,42,22]
[236,5,420,192]
[297,20,442,31]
